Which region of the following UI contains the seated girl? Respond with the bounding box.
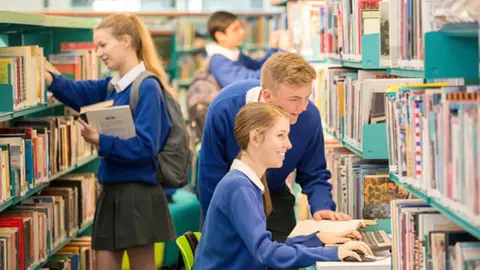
[195,102,372,269]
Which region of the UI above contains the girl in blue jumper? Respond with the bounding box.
[45,13,175,270]
[194,103,372,269]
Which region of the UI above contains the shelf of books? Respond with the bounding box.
[282,0,480,267]
[0,10,100,269]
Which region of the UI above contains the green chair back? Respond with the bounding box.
[175,232,201,270]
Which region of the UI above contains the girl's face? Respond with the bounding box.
[255,117,292,169]
[94,28,128,70]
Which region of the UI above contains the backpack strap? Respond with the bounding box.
[129,70,160,116]
[105,71,163,116]
[106,80,115,98]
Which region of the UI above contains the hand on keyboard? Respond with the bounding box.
[317,229,362,244]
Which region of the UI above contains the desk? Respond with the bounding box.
[315,251,391,270]
[315,256,391,269]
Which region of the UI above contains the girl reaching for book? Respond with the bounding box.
[195,102,373,270]
[45,13,176,270]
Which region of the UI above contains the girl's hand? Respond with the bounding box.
[338,241,373,261]
[317,229,362,244]
[78,119,100,146]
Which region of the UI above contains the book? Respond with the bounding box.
[84,105,136,139]
[288,219,377,238]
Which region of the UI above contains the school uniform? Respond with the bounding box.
[48,62,176,251]
[194,159,339,270]
[205,43,281,88]
[198,79,334,244]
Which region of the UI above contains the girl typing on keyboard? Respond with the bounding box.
[194,103,373,270]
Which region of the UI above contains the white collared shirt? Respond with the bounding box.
[230,159,265,193]
[110,62,146,92]
[205,43,240,62]
[245,86,262,104]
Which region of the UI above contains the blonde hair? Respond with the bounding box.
[234,103,290,216]
[261,52,316,92]
[96,13,178,99]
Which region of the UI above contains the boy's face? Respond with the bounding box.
[216,19,245,48]
[263,83,312,125]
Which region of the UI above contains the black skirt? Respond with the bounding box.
[91,182,176,251]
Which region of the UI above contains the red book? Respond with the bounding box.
[0,217,25,270]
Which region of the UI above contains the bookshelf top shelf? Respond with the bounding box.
[36,11,282,18]
[390,173,480,239]
[0,103,63,123]
[0,154,98,213]
[0,11,98,29]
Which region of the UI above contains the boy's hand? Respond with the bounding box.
[313,210,352,221]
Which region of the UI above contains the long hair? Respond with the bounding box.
[234,102,290,216]
[96,13,178,100]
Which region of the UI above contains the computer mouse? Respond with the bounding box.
[343,254,377,262]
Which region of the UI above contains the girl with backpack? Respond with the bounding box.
[195,102,373,269]
[45,13,176,270]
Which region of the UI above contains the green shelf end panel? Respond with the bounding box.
[0,83,14,113]
[0,34,7,47]
[361,218,391,235]
[361,33,381,69]
[424,30,479,80]
[362,123,388,159]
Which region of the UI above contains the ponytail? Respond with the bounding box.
[236,152,273,216]
[129,15,179,100]
[260,175,272,216]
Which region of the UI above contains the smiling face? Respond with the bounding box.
[93,28,128,70]
[262,82,312,124]
[254,116,292,168]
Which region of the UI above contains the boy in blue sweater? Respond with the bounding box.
[205,11,288,88]
[198,52,352,247]
[45,13,176,270]
[195,102,372,270]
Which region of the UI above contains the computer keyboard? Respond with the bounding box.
[359,230,392,252]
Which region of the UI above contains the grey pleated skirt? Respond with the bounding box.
[91,182,176,251]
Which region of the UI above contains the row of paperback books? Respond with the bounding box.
[0,42,104,114]
[0,172,98,270]
[385,84,480,226]
[285,0,445,70]
[391,199,480,270]
[324,138,410,219]
[0,116,95,203]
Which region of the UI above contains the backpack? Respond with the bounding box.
[186,57,221,145]
[107,71,192,189]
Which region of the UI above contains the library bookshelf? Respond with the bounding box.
[0,10,100,268]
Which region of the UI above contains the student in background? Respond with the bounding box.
[205,11,289,88]
[198,53,352,266]
[195,102,372,270]
[45,13,175,270]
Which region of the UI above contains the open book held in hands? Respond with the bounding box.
[80,101,136,139]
